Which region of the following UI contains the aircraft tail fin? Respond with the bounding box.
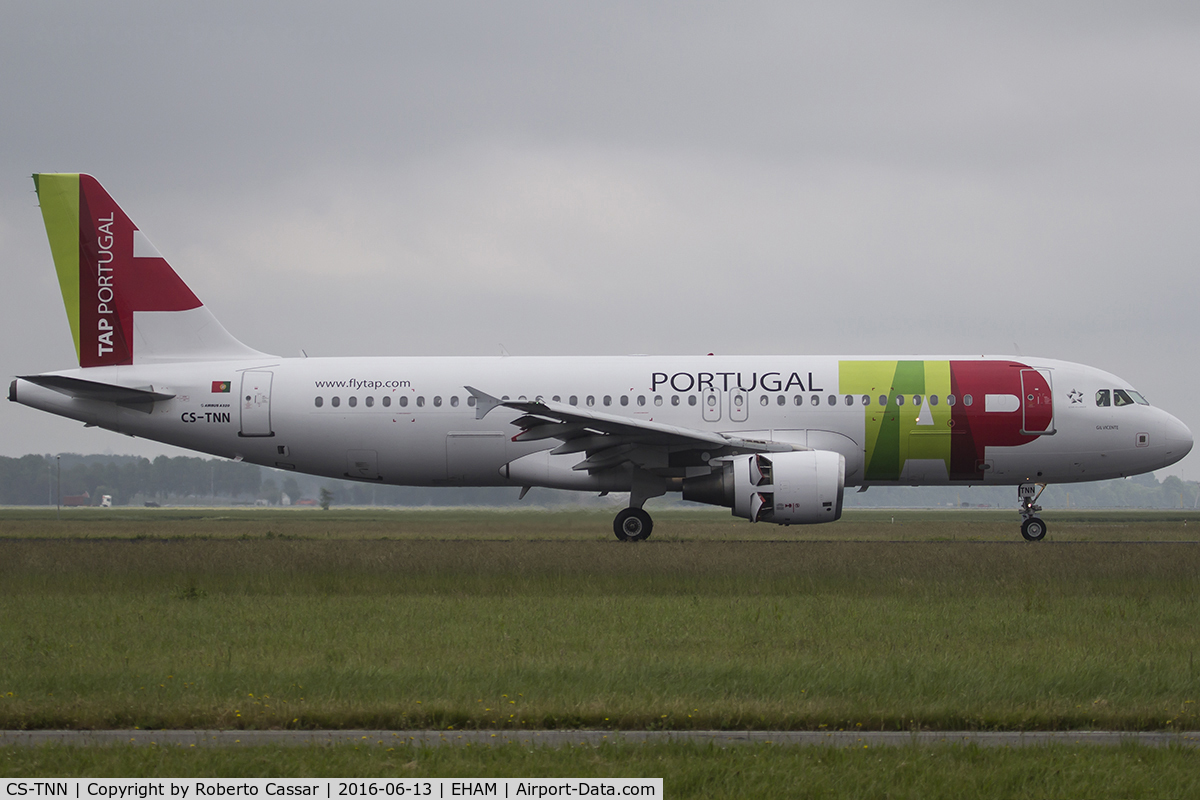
[33,173,266,367]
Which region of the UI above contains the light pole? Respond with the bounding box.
[56,455,61,520]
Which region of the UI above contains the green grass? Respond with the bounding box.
[2,506,1198,541]
[2,509,1199,732]
[2,741,1200,799]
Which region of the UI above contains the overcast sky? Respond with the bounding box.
[2,2,1198,480]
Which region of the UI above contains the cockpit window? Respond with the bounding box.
[1127,390,1149,406]
[1113,389,1135,407]
[1095,389,1110,407]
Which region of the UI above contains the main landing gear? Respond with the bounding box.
[1018,483,1048,541]
[614,508,653,541]
[612,470,665,542]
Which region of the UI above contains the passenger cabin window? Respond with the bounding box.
[416,396,425,407]
[794,395,803,406]
[844,395,853,406]
[569,396,578,405]
[810,395,819,406]
[467,396,476,407]
[365,396,374,407]
[947,394,956,406]
[604,396,612,406]
[433,396,442,407]
[688,396,697,406]
[671,396,680,406]
[861,395,870,405]
[896,395,904,406]
[779,395,787,406]
[348,396,357,407]
[620,396,629,406]
[963,394,973,407]
[331,396,341,407]
[587,396,595,407]
[382,396,391,407]
[654,395,663,406]
[315,397,323,408]
[1095,390,1111,407]
[929,395,938,406]
[760,395,769,406]
[1113,389,1135,407]
[450,396,459,407]
[399,396,408,407]
[878,395,887,407]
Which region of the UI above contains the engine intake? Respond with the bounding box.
[683,450,845,525]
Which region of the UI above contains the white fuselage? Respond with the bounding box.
[13,354,1193,492]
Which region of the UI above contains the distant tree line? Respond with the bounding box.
[840,471,1199,510]
[0,454,262,506]
[0,453,1195,509]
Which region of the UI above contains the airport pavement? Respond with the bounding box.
[2,730,1199,748]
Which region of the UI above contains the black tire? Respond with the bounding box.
[1021,517,1047,542]
[614,508,653,542]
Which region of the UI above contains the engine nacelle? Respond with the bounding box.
[683,450,845,524]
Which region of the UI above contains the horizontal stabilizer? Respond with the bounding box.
[18,374,174,413]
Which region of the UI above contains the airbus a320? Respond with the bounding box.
[10,174,1193,540]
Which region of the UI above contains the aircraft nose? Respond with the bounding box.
[1162,414,1193,460]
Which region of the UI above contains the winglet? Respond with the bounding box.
[465,386,504,420]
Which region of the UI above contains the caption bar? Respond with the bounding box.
[3,780,662,799]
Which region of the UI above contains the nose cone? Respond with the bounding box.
[1160,413,1193,466]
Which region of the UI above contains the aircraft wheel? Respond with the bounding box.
[1021,517,1047,542]
[614,508,653,542]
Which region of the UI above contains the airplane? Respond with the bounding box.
[9,174,1194,541]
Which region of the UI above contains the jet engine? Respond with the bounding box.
[682,450,845,524]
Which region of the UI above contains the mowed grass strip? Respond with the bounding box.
[2,507,1199,542]
[2,516,1199,732]
[3,741,1200,799]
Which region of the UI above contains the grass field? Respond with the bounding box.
[2,508,1199,734]
[2,505,1199,541]
[3,741,1200,798]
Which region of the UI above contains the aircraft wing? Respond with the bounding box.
[466,386,798,474]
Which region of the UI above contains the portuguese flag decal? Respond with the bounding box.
[211,380,231,393]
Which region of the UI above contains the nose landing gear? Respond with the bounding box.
[1018,483,1048,541]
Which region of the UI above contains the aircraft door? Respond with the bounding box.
[1020,369,1055,436]
[729,389,749,422]
[702,388,722,422]
[239,370,274,437]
